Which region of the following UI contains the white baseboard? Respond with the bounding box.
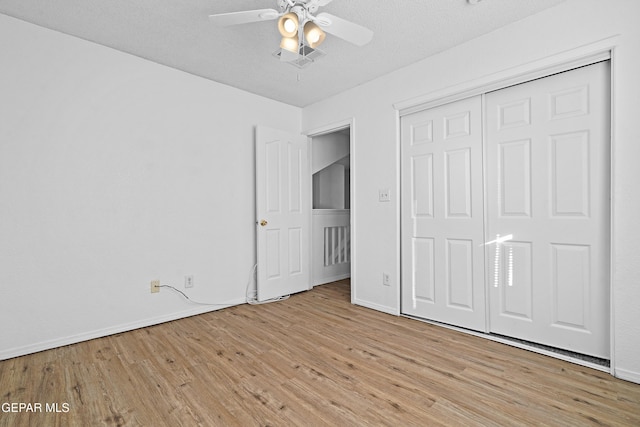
[353,298,399,316]
[615,367,640,384]
[0,298,245,361]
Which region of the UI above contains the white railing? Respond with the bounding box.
[312,209,351,286]
[324,225,350,267]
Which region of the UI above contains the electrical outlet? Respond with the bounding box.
[382,273,390,286]
[379,188,391,202]
[185,275,194,288]
[151,280,160,293]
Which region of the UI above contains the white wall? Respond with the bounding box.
[0,15,301,359]
[301,0,640,383]
[314,163,346,209]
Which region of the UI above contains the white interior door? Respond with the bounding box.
[401,96,486,332]
[256,126,310,301]
[485,62,611,358]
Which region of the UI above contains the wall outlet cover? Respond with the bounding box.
[379,188,391,202]
[151,280,160,293]
[382,273,390,286]
[185,275,194,288]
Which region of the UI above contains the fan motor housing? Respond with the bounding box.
[277,0,320,14]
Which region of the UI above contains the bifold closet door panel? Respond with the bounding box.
[485,61,611,358]
[401,95,486,332]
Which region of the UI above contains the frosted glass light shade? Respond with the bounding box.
[278,12,299,38]
[304,21,326,48]
[280,36,299,53]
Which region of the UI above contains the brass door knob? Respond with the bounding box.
[259,220,268,227]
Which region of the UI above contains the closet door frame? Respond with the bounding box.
[396,38,617,374]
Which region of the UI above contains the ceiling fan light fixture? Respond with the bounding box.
[303,21,326,48]
[278,12,299,38]
[280,36,299,53]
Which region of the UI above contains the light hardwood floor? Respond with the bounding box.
[1,280,639,426]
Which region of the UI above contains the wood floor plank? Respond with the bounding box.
[1,279,639,426]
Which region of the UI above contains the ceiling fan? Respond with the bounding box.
[209,0,373,67]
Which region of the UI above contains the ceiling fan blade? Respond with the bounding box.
[209,9,280,26]
[314,12,373,46]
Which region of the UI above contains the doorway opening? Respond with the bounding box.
[311,127,351,287]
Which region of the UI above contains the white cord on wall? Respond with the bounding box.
[159,264,289,306]
[246,265,290,305]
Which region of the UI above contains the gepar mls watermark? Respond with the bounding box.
[2,402,70,413]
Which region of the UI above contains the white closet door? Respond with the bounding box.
[401,96,486,332]
[485,62,610,358]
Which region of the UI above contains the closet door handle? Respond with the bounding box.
[259,220,268,227]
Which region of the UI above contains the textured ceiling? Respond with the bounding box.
[0,0,567,107]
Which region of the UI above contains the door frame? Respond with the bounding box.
[304,118,356,303]
[395,36,618,374]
